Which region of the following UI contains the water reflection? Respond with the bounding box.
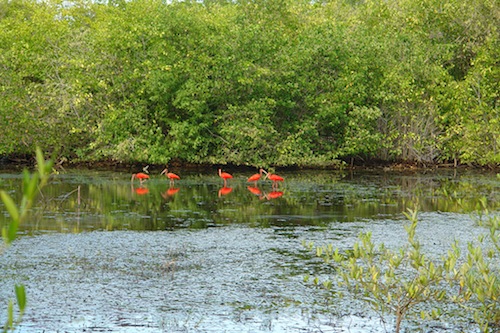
[247,186,263,198]
[161,187,180,198]
[0,169,498,233]
[218,186,233,197]
[132,183,150,196]
[245,186,284,201]
[266,191,284,200]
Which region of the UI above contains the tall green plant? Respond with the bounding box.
[1,148,53,332]
[307,202,500,332]
[451,212,500,332]
[307,209,457,333]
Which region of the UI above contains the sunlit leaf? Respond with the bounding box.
[15,285,26,312]
[0,191,19,222]
[6,299,14,330]
[0,191,20,243]
[35,147,46,179]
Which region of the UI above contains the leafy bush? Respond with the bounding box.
[0,0,498,167]
[453,212,500,332]
[307,207,500,332]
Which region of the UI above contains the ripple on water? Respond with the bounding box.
[0,212,489,332]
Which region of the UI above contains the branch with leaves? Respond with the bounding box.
[1,147,53,332]
[306,208,458,333]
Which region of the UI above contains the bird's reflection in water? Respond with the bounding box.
[162,187,180,198]
[134,187,149,195]
[265,191,283,200]
[218,186,233,197]
[247,186,283,200]
[247,186,265,200]
[247,186,262,196]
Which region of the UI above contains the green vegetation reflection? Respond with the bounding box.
[0,170,498,234]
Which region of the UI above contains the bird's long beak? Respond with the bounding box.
[160,168,167,175]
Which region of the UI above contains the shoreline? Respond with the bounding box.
[1,155,498,173]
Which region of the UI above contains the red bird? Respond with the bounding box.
[264,170,284,189]
[247,168,264,185]
[161,168,180,185]
[218,169,233,186]
[131,172,150,185]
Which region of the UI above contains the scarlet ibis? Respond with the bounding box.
[218,169,233,186]
[131,172,150,185]
[263,170,284,189]
[161,168,180,185]
[247,168,264,185]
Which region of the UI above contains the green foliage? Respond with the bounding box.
[307,201,500,332]
[216,99,279,166]
[339,106,383,159]
[0,0,98,158]
[452,213,500,332]
[0,0,498,167]
[1,147,53,332]
[310,208,455,332]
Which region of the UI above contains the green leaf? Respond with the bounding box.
[0,191,20,243]
[2,227,8,243]
[0,191,19,222]
[22,170,39,200]
[35,147,46,179]
[15,285,26,312]
[323,280,332,290]
[6,299,14,330]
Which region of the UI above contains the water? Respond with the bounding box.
[0,168,499,332]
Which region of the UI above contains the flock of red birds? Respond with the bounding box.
[131,167,284,199]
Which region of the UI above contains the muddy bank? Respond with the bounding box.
[2,152,498,173]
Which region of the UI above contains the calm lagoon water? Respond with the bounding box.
[0,168,498,332]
